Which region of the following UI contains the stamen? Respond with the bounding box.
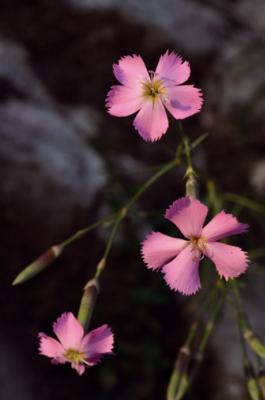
[141,78,168,101]
[64,349,86,364]
[83,360,94,367]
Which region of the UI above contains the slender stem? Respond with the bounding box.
[229,282,263,399]
[180,289,225,400]
[190,133,208,150]
[78,146,183,328]
[60,213,117,248]
[183,136,193,170]
[166,283,222,400]
[125,158,181,210]
[197,297,224,357]
[55,133,208,252]
[177,123,197,198]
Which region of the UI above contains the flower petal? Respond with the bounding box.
[165,85,203,120]
[155,50,190,85]
[80,324,114,366]
[53,312,84,350]
[133,99,168,141]
[141,231,188,270]
[106,85,143,117]
[162,244,201,295]
[205,242,249,280]
[113,55,149,88]
[165,197,208,238]
[38,333,65,359]
[202,211,249,242]
[72,363,85,376]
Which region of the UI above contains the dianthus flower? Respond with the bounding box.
[106,51,203,141]
[142,197,249,295]
[38,312,114,375]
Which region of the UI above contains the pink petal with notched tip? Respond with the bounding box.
[205,242,249,280]
[141,231,188,270]
[80,324,114,365]
[106,85,143,117]
[113,55,149,88]
[53,312,84,350]
[201,210,249,242]
[162,244,201,295]
[165,197,208,238]
[133,99,168,141]
[155,50,191,86]
[165,85,203,120]
[38,333,65,360]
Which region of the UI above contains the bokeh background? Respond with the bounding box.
[0,0,265,399]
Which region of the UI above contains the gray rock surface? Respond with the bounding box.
[0,40,52,104]
[0,100,106,242]
[67,0,227,55]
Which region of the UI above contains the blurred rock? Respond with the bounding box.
[0,39,52,104]
[235,0,265,35]
[0,100,106,245]
[67,0,227,55]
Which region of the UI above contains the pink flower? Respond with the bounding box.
[141,197,249,295]
[106,51,203,142]
[38,312,114,375]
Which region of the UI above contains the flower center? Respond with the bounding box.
[189,236,207,261]
[64,349,85,364]
[141,76,168,103]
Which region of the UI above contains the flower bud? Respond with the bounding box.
[244,329,265,359]
[258,369,265,397]
[12,245,62,285]
[77,278,100,330]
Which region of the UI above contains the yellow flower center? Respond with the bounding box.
[141,77,168,103]
[64,349,85,364]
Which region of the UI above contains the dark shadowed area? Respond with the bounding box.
[0,0,265,399]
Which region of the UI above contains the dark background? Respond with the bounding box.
[0,0,265,399]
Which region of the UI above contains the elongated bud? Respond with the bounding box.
[244,329,265,359]
[167,346,190,400]
[12,245,62,285]
[175,346,190,372]
[247,378,260,400]
[167,368,179,400]
[175,373,189,400]
[77,278,99,330]
[258,370,265,398]
[244,365,261,400]
[185,166,197,198]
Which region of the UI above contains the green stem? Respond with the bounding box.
[12,155,180,286]
[166,283,222,400]
[197,297,224,358]
[125,158,181,210]
[61,213,117,248]
[177,123,197,198]
[77,146,183,329]
[230,282,262,399]
[177,288,225,400]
